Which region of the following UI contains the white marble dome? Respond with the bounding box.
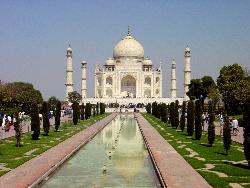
[113,34,144,59]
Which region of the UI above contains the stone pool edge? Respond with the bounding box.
[135,113,211,188]
[0,113,117,188]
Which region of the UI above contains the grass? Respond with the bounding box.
[143,113,250,188]
[0,113,108,176]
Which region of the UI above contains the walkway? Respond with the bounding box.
[0,113,116,188]
[203,122,244,144]
[135,113,211,188]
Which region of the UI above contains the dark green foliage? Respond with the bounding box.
[155,103,161,119]
[96,103,99,115]
[243,98,250,167]
[152,102,158,117]
[146,103,152,114]
[48,96,59,115]
[169,102,175,127]
[180,101,186,131]
[72,102,79,125]
[100,103,105,114]
[85,103,92,119]
[223,115,231,155]
[187,100,195,136]
[161,103,168,123]
[30,103,40,140]
[41,101,50,135]
[80,104,85,120]
[68,91,82,103]
[195,100,202,140]
[208,102,215,146]
[55,101,61,131]
[93,104,96,116]
[174,100,179,129]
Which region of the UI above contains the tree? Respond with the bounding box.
[93,104,96,116]
[96,102,99,115]
[243,98,250,167]
[169,102,175,127]
[174,100,179,129]
[161,103,168,123]
[30,103,40,140]
[48,96,59,115]
[85,103,92,119]
[180,101,186,131]
[187,79,203,100]
[13,112,22,147]
[187,100,195,136]
[80,104,85,120]
[207,101,215,146]
[68,91,82,103]
[41,101,50,135]
[72,102,79,125]
[146,103,151,114]
[223,115,231,155]
[195,100,202,140]
[152,102,158,117]
[55,101,61,131]
[217,64,246,115]
[100,103,105,114]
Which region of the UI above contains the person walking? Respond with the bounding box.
[219,113,224,136]
[232,117,239,136]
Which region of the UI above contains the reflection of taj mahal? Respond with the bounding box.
[65,28,191,104]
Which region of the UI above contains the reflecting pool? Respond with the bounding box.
[42,114,159,187]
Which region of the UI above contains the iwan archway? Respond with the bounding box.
[121,75,136,98]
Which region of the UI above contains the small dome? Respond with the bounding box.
[143,58,152,65]
[67,47,72,52]
[113,34,144,59]
[185,46,190,52]
[105,58,114,65]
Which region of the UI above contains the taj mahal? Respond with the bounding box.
[65,29,191,105]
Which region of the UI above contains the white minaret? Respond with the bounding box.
[65,44,74,101]
[171,59,177,98]
[184,46,191,101]
[81,60,87,98]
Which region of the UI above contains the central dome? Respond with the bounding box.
[113,34,144,59]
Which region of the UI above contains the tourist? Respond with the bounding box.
[219,113,224,136]
[202,113,206,130]
[232,117,239,136]
[102,165,107,174]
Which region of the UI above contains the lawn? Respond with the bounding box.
[0,113,108,176]
[143,113,250,188]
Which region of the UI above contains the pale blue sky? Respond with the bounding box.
[0,0,250,100]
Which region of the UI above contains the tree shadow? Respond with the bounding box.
[42,133,49,136]
[214,151,228,156]
[200,143,212,147]
[223,161,250,169]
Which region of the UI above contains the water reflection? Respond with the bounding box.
[42,114,158,187]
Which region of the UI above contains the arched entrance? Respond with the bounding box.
[121,75,136,98]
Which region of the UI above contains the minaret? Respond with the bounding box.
[184,46,191,101]
[81,60,87,98]
[65,44,73,101]
[171,59,177,98]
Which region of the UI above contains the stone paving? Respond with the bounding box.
[0,113,116,188]
[135,113,211,188]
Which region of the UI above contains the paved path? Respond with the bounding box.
[0,113,116,188]
[135,113,211,188]
[203,122,244,144]
[0,116,71,140]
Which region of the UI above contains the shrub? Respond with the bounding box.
[174,100,179,129]
[208,101,215,146]
[146,103,152,114]
[223,115,231,155]
[169,102,175,127]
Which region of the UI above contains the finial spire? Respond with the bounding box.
[69,42,71,47]
[127,25,131,36]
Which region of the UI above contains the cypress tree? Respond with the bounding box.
[41,101,50,135]
[155,103,161,119]
[72,102,79,125]
[243,98,250,167]
[93,104,96,116]
[100,103,105,114]
[223,114,231,155]
[161,103,168,123]
[152,102,158,117]
[180,101,186,131]
[85,103,92,119]
[80,104,85,120]
[14,112,21,147]
[146,103,152,114]
[187,100,195,136]
[169,102,175,127]
[195,100,202,140]
[30,103,40,140]
[96,102,99,115]
[55,101,61,131]
[208,101,215,146]
[174,100,179,129]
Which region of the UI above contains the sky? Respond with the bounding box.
[0,0,250,100]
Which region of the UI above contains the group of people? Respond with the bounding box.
[0,114,15,132]
[219,114,239,136]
